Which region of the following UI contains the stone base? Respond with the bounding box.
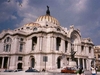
[68,61,77,67]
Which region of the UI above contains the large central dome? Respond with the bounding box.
[35,6,60,26]
[36,15,60,25]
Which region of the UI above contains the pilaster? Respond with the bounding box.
[78,58,80,67]
[1,57,4,68]
[39,36,43,51]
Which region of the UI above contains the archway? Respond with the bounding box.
[3,57,8,69]
[57,57,61,68]
[31,58,35,68]
[17,63,22,69]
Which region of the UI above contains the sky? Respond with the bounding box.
[0,0,100,45]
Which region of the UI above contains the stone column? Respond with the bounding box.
[23,56,30,70]
[86,59,88,70]
[76,45,79,55]
[53,37,56,51]
[12,37,19,53]
[37,37,40,51]
[78,58,80,67]
[9,56,16,70]
[29,38,32,51]
[50,36,54,51]
[85,45,88,56]
[1,57,4,68]
[84,46,86,55]
[39,36,43,51]
[61,39,65,52]
[67,42,71,53]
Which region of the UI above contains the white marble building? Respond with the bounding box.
[0,6,94,71]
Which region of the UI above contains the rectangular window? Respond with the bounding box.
[56,37,61,51]
[67,58,69,61]
[18,57,23,61]
[81,46,84,51]
[98,55,100,58]
[65,41,68,52]
[32,37,37,50]
[4,46,6,51]
[6,44,9,52]
[9,44,11,51]
[4,44,11,52]
[20,38,24,41]
[43,56,48,62]
[89,47,91,53]
[7,37,10,42]
[19,43,23,52]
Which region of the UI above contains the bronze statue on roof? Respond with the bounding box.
[46,6,50,16]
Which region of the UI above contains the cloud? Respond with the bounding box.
[0,0,17,22]
[0,0,100,45]
[73,0,87,13]
[10,15,17,20]
[15,0,44,27]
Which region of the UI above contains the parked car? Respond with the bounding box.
[25,67,39,72]
[61,67,77,73]
[4,69,14,72]
[14,69,23,72]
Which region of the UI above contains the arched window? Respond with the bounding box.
[56,37,61,51]
[4,37,12,52]
[31,58,35,68]
[57,57,61,68]
[26,27,30,29]
[65,41,68,52]
[81,45,84,52]
[32,37,37,50]
[19,38,24,52]
[33,27,37,31]
[57,28,61,31]
[17,63,22,69]
[18,56,23,61]
[89,47,91,53]
[19,43,23,52]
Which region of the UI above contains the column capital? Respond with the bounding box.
[50,36,55,38]
[38,36,43,38]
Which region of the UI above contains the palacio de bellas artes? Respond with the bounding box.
[0,6,95,72]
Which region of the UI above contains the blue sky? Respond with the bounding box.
[0,0,100,45]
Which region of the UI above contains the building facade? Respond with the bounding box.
[0,7,94,71]
[94,46,100,69]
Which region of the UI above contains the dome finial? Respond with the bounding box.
[46,6,50,16]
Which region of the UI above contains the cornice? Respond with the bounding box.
[0,51,69,56]
[0,30,68,40]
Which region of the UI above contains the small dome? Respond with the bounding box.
[36,15,60,26]
[24,22,40,27]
